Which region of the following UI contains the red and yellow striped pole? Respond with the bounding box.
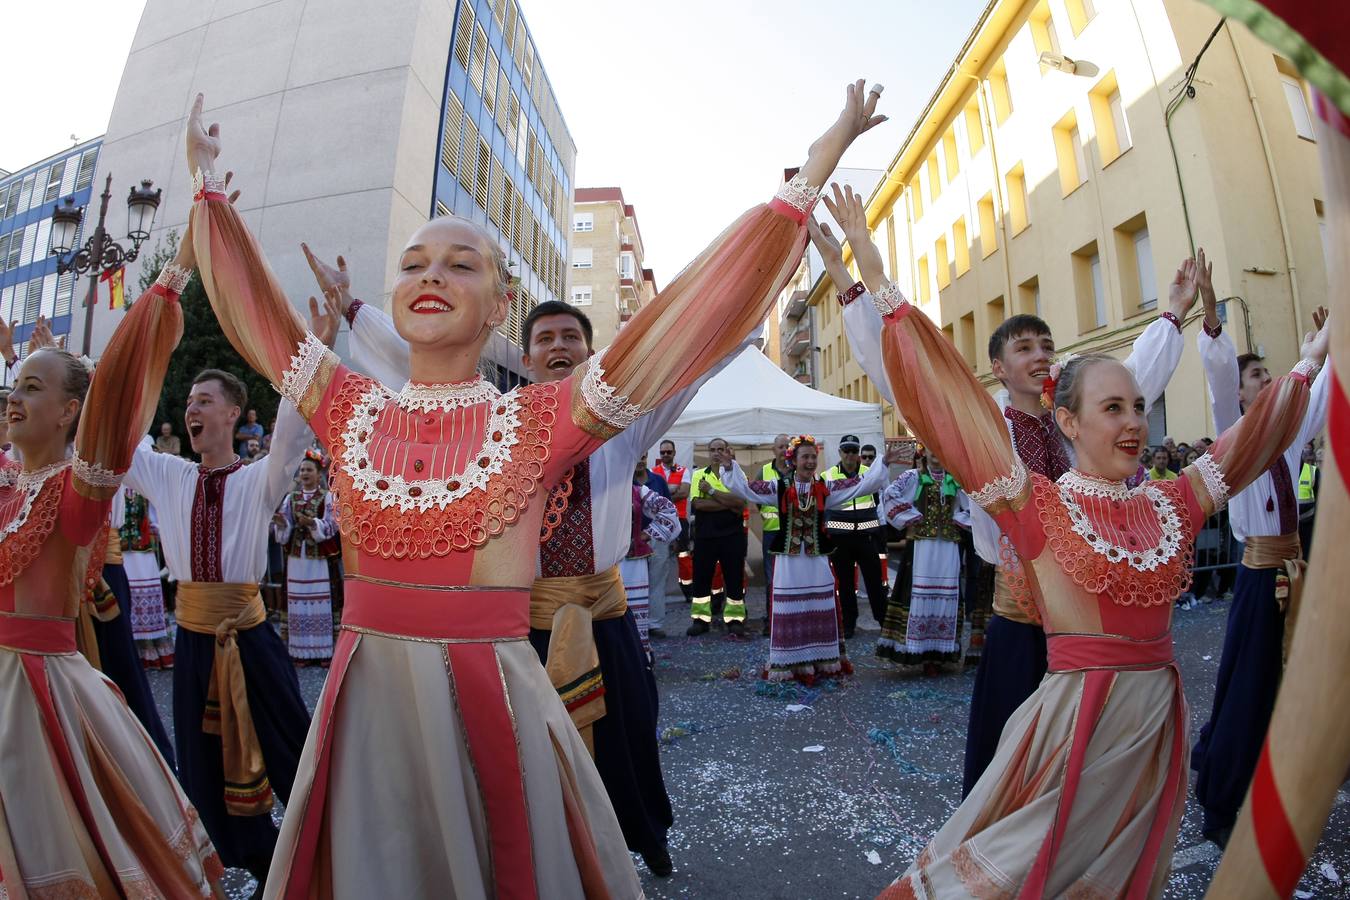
[1203,3,1350,895]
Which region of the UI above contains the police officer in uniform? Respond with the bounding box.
[824,434,886,638]
[757,434,792,635]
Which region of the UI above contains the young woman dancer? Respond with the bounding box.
[182,80,885,896]
[819,183,1328,898]
[0,241,223,896]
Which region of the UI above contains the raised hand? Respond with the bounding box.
[0,318,16,365]
[186,93,223,177]
[883,444,908,466]
[821,183,886,291]
[302,243,354,315]
[799,80,887,188]
[1195,247,1219,329]
[1168,256,1200,319]
[27,316,63,354]
[1301,305,1331,365]
[308,290,342,349]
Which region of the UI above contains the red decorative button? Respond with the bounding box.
[413,460,424,473]
[376,479,389,490]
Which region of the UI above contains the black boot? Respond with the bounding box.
[642,845,673,877]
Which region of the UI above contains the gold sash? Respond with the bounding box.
[176,581,274,817]
[991,569,1038,625]
[103,525,123,565]
[1242,533,1306,665]
[530,566,628,755]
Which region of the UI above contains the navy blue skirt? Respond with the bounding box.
[961,614,1047,797]
[174,620,311,869]
[1191,563,1284,835]
[530,609,673,856]
[95,564,175,767]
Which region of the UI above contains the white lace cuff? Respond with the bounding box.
[774,172,821,215]
[72,456,122,490]
[192,168,228,198]
[970,460,1028,509]
[156,263,192,294]
[1193,453,1230,510]
[872,282,910,317]
[281,333,329,408]
[1292,358,1321,380]
[580,355,643,431]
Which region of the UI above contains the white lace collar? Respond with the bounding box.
[0,460,70,543]
[1057,469,1134,500]
[395,378,501,414]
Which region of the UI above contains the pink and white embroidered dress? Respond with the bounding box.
[189,167,818,898]
[619,485,680,653]
[862,284,1317,899]
[0,267,223,897]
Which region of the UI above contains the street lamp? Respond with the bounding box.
[49,173,162,356]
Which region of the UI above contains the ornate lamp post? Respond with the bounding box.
[48,174,161,356]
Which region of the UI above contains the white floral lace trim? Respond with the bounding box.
[1057,476,1182,572]
[970,460,1027,509]
[1293,357,1320,379]
[774,172,821,214]
[395,378,501,414]
[280,333,329,408]
[192,168,228,196]
[872,282,909,317]
[1057,469,1132,500]
[340,382,521,512]
[156,263,192,294]
[0,460,69,544]
[580,355,643,430]
[72,456,122,489]
[1193,453,1230,510]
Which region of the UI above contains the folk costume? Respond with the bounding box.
[190,164,821,896]
[876,468,971,666]
[0,264,222,897]
[120,487,175,669]
[123,400,314,875]
[651,459,693,599]
[620,484,681,654]
[1191,322,1329,841]
[272,464,340,663]
[721,453,889,682]
[854,281,1316,899]
[91,488,176,766]
[839,279,1185,796]
[344,300,756,869]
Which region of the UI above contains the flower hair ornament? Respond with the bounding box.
[785,434,817,465]
[302,447,328,469]
[1039,353,1080,411]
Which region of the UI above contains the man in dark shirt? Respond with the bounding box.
[686,438,748,636]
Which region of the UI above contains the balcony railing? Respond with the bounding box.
[784,289,809,320]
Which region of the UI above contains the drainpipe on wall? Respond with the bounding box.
[1225,22,1305,345]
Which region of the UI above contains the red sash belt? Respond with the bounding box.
[0,612,77,654]
[1047,632,1173,673]
[341,577,529,641]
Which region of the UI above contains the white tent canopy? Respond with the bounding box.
[654,344,884,471]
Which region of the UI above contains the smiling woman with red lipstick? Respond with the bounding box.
[181,79,886,897]
[822,179,1328,896]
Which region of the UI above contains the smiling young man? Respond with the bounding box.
[810,212,1195,797]
[121,368,318,893]
[321,257,759,876]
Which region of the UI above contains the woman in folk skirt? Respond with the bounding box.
[272,450,339,664]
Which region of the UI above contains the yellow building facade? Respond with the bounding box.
[571,187,657,349]
[807,0,1332,443]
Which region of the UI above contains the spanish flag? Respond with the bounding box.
[1201,2,1350,896]
[100,266,125,310]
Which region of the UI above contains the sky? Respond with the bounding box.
[0,0,988,278]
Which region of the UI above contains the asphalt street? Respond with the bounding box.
[141,584,1350,898]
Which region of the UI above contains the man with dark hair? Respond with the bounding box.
[324,261,758,877]
[687,438,749,635]
[122,344,328,891]
[1191,265,1331,848]
[823,434,886,638]
[652,439,693,602]
[814,218,1193,796]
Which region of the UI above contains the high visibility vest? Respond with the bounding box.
[1299,463,1317,502]
[822,463,876,510]
[759,461,788,532]
[652,462,688,518]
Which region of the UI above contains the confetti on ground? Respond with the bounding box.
[785,704,809,713]
[1321,861,1340,884]
[802,745,825,752]
[866,851,882,865]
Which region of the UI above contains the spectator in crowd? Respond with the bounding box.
[1183,446,1202,467]
[687,438,749,636]
[823,434,887,639]
[652,439,693,603]
[859,443,890,598]
[244,437,264,463]
[1299,441,1319,553]
[272,450,340,665]
[1162,436,1181,472]
[637,456,673,639]
[154,421,181,455]
[756,434,793,636]
[1147,446,1178,480]
[261,416,278,454]
[235,407,265,455]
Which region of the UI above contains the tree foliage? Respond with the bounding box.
[134,232,279,454]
